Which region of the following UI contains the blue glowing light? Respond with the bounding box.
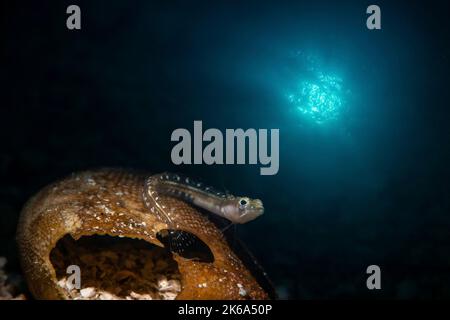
[289,73,345,124]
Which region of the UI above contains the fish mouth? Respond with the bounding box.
[242,206,264,221]
[255,208,264,217]
[251,199,264,211]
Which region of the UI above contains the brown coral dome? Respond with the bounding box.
[16,169,270,300]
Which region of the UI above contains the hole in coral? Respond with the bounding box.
[156,229,214,263]
[50,234,182,300]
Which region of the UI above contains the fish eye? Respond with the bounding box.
[239,198,248,207]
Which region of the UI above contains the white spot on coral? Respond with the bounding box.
[80,287,96,298]
[237,283,247,296]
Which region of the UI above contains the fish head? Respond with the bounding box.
[222,197,264,224]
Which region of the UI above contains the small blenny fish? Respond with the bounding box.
[143,172,264,225]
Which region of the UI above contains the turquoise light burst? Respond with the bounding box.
[289,73,344,124]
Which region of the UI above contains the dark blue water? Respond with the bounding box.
[2,0,450,298]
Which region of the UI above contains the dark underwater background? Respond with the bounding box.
[2,0,450,299]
